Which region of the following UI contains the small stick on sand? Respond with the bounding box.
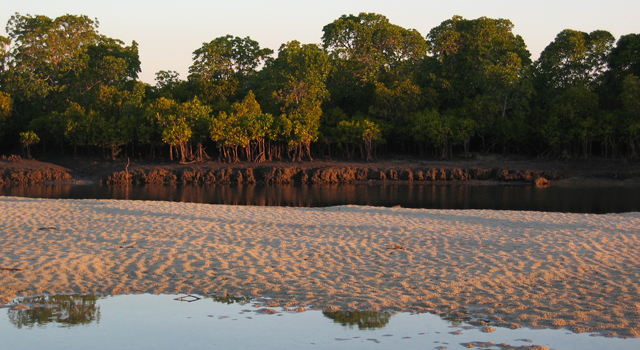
[0,267,21,271]
[174,294,201,302]
[119,242,137,249]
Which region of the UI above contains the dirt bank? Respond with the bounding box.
[0,156,73,187]
[2,154,640,187]
[102,164,565,185]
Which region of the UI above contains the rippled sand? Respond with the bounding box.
[1,197,639,336]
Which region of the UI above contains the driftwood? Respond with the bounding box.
[119,242,137,249]
[0,267,21,271]
[174,294,201,302]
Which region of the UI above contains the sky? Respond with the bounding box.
[1,0,639,85]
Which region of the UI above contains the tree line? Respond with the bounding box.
[0,12,639,162]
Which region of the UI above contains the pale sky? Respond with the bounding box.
[1,0,638,85]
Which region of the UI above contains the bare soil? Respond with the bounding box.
[2,153,640,186]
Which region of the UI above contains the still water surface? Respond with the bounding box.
[2,182,640,213]
[2,294,638,350]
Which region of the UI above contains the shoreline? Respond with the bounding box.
[1,197,639,337]
[3,154,640,187]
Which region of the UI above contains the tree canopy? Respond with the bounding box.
[1,12,639,162]
[189,35,272,108]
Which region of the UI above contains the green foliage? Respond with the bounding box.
[532,29,621,158]
[261,41,332,160]
[161,123,192,149]
[189,35,272,106]
[4,13,100,99]
[211,91,271,162]
[27,81,148,159]
[322,13,427,82]
[318,106,348,144]
[368,79,424,122]
[62,103,102,149]
[608,34,640,79]
[1,13,142,156]
[19,130,39,158]
[600,34,640,110]
[322,13,428,117]
[74,37,141,108]
[621,75,640,113]
[425,16,532,151]
[0,35,9,74]
[4,12,640,160]
[153,70,194,102]
[406,109,477,158]
[0,91,12,139]
[427,16,531,101]
[85,38,141,82]
[183,96,215,145]
[145,96,212,162]
[155,70,181,91]
[336,117,384,161]
[535,29,614,91]
[4,13,139,104]
[29,102,100,154]
[93,83,146,157]
[544,85,599,156]
[620,75,640,157]
[19,130,39,145]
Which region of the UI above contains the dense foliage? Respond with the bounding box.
[0,12,639,161]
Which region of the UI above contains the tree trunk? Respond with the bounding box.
[464,139,470,158]
[305,141,313,161]
[180,144,187,163]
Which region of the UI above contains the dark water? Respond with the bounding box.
[2,182,639,213]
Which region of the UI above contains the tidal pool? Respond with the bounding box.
[1,294,638,350]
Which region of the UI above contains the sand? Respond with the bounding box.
[1,197,639,336]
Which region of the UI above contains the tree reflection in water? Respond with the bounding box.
[322,310,393,330]
[204,294,253,305]
[4,182,640,213]
[439,310,472,326]
[7,294,104,328]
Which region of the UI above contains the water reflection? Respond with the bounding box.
[2,182,640,213]
[439,310,472,326]
[322,310,393,330]
[7,295,103,328]
[4,294,640,350]
[204,295,252,305]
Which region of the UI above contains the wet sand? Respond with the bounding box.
[1,197,639,337]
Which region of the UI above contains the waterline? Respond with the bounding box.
[2,294,638,350]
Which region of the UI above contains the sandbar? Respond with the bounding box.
[1,197,639,336]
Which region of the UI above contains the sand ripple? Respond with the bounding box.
[1,197,639,336]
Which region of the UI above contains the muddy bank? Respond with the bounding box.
[5,154,640,187]
[0,156,73,186]
[103,165,567,186]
